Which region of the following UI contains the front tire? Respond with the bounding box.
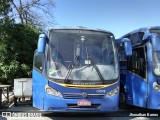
[119,88,128,109]
[14,97,17,106]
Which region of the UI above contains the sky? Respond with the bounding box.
[53,0,160,38]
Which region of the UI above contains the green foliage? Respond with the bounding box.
[0,0,42,86]
[0,24,40,85]
[0,0,11,14]
[0,0,12,23]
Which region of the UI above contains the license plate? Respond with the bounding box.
[77,100,91,106]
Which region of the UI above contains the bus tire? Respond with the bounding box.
[119,87,128,109]
[14,97,17,106]
[30,97,33,106]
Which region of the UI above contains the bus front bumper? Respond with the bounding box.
[43,93,119,112]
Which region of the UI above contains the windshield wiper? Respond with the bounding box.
[64,55,79,81]
[90,58,104,81]
[64,46,80,82]
[86,47,104,82]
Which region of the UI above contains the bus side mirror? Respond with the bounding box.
[37,34,47,53]
[152,36,160,52]
[33,52,44,73]
[123,38,132,56]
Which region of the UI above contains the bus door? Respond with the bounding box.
[126,46,148,108]
[118,47,127,87]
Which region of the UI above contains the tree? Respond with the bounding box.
[10,0,55,30]
[0,0,43,85]
[0,24,40,85]
[0,0,12,24]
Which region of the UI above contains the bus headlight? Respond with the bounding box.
[45,85,63,98]
[154,64,160,76]
[105,86,119,97]
[153,82,160,92]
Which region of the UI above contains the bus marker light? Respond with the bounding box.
[153,82,160,92]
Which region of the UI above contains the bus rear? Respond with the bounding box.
[32,28,120,112]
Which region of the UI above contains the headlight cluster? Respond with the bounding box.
[45,84,63,98]
[154,64,160,76]
[153,82,160,92]
[105,86,119,97]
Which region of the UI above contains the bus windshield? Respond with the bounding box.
[47,29,119,81]
[150,30,160,76]
[153,51,160,76]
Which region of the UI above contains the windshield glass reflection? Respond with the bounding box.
[47,29,119,81]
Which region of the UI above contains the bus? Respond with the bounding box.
[32,27,131,112]
[117,26,160,109]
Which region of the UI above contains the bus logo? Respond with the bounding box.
[82,92,88,98]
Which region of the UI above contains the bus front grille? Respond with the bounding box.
[67,104,100,109]
[63,93,105,99]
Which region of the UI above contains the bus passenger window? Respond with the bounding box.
[127,56,132,71]
[127,47,146,79]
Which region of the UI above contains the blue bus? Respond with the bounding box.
[32,28,131,112]
[117,26,160,109]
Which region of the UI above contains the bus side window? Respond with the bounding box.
[127,47,146,79]
[33,52,44,73]
[127,56,132,71]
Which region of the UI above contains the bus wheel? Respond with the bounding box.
[30,97,33,106]
[14,97,17,106]
[120,92,125,102]
[119,89,127,109]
